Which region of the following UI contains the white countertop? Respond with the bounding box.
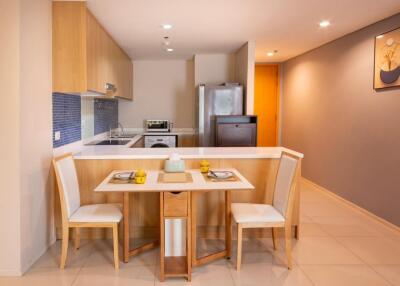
[74,145,304,160]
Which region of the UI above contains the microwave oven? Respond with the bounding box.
[145,120,171,132]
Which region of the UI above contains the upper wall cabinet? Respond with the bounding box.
[53,1,133,100]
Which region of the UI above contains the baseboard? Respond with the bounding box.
[302,177,400,234]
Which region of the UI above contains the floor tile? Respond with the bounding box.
[372,265,400,286]
[31,240,93,270]
[301,265,391,286]
[301,201,356,218]
[73,264,156,286]
[299,222,329,237]
[88,239,158,267]
[337,237,400,265]
[311,216,383,237]
[291,237,363,265]
[155,260,234,286]
[0,267,80,286]
[230,263,313,286]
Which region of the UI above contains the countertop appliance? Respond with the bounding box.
[145,119,171,133]
[196,83,243,147]
[144,135,177,148]
[215,115,257,147]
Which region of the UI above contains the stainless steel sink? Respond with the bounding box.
[110,134,137,139]
[87,140,131,146]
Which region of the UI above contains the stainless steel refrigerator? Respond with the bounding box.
[196,83,243,147]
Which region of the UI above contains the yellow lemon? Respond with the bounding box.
[134,176,146,184]
[135,169,146,177]
[200,160,210,167]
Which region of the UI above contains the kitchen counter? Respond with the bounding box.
[74,146,304,160]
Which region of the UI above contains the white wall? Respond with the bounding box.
[0,0,22,276]
[0,0,53,276]
[119,60,195,128]
[235,41,255,115]
[19,0,53,273]
[194,54,236,86]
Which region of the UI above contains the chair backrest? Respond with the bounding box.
[272,152,300,218]
[53,154,81,219]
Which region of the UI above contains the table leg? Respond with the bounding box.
[159,193,165,282]
[191,190,232,267]
[123,192,130,263]
[191,192,197,267]
[225,190,232,259]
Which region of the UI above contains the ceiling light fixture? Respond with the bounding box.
[166,48,174,52]
[267,50,278,57]
[163,36,170,45]
[319,20,331,28]
[162,24,173,30]
[376,35,384,39]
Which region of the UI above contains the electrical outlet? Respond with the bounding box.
[55,131,61,141]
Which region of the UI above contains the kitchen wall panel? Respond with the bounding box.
[94,98,118,134]
[119,60,195,128]
[52,93,81,148]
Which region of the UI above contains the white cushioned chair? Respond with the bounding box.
[53,153,122,269]
[231,151,300,270]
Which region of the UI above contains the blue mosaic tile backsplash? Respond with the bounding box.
[52,94,119,148]
[94,98,118,135]
[53,93,81,148]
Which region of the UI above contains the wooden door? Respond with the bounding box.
[254,65,279,146]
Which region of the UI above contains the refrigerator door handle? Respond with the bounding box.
[198,85,205,147]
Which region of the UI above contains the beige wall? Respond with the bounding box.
[0,0,22,276]
[0,0,53,275]
[119,60,195,128]
[194,54,236,86]
[235,41,256,115]
[19,0,53,273]
[282,13,400,226]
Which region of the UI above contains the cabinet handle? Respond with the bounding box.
[105,83,117,93]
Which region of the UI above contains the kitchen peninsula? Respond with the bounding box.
[56,147,303,243]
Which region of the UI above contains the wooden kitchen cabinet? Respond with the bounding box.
[53,1,133,100]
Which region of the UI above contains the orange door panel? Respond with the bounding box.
[254,65,279,146]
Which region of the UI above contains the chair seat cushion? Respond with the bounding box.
[69,204,122,223]
[231,203,285,224]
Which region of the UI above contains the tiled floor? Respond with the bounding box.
[1,181,399,286]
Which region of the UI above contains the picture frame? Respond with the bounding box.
[374,27,400,90]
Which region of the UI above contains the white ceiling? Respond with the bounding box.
[86,0,400,62]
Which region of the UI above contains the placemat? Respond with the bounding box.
[202,172,239,182]
[158,172,193,183]
[109,177,136,184]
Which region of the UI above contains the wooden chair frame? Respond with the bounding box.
[233,151,301,270]
[53,153,120,270]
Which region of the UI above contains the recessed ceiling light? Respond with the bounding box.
[376,35,384,39]
[319,20,331,28]
[166,48,174,52]
[161,24,173,30]
[267,50,278,57]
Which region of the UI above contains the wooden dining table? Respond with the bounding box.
[95,168,254,281]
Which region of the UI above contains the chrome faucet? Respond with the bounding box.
[109,125,113,138]
[118,122,125,136]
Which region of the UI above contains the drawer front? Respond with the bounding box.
[163,192,188,217]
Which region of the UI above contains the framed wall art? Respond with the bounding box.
[374,27,400,89]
